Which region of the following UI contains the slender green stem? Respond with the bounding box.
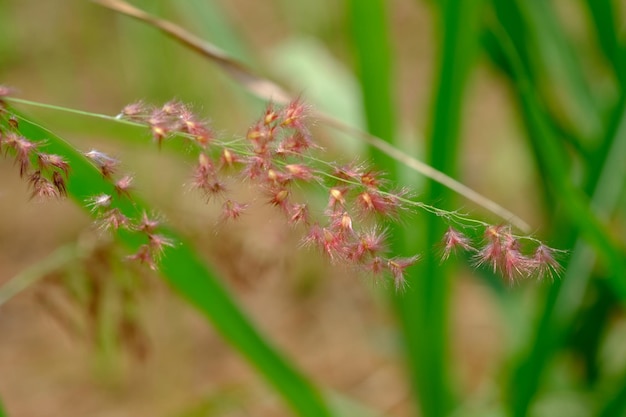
[0,243,82,307]
[5,97,142,127]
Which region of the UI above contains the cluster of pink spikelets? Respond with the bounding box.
[113,97,563,287]
[0,132,69,200]
[0,87,564,287]
[0,92,70,200]
[80,149,175,270]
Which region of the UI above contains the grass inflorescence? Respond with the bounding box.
[0,86,564,287]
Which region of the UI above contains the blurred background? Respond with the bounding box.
[1,1,625,417]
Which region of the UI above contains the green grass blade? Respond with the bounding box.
[520,0,601,138]
[2,111,332,417]
[555,97,626,324]
[347,0,396,174]
[395,1,484,416]
[490,22,626,417]
[489,1,537,82]
[509,78,626,417]
[507,48,626,297]
[583,0,626,87]
[598,370,626,417]
[486,1,597,157]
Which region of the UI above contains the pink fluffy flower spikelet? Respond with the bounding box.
[113,98,563,287]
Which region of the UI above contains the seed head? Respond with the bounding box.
[472,225,538,284]
[440,227,474,262]
[328,187,348,212]
[276,131,317,155]
[98,208,131,232]
[327,211,355,240]
[357,190,400,218]
[37,153,70,177]
[284,164,315,182]
[263,102,279,126]
[287,203,309,226]
[192,154,227,200]
[150,123,170,148]
[221,200,249,221]
[366,256,386,277]
[302,223,346,261]
[319,227,344,260]
[360,169,384,189]
[280,98,310,133]
[387,255,420,291]
[247,122,274,153]
[501,235,532,284]
[161,100,186,116]
[84,150,119,179]
[118,101,150,120]
[303,223,325,249]
[137,212,160,234]
[266,168,289,186]
[219,148,242,170]
[175,106,213,145]
[531,244,563,281]
[339,212,353,233]
[114,175,134,198]
[126,244,157,270]
[267,188,291,212]
[243,155,272,181]
[148,233,175,257]
[28,171,60,200]
[349,227,387,261]
[333,162,365,182]
[4,133,38,177]
[86,193,113,212]
[474,225,506,274]
[51,171,67,196]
